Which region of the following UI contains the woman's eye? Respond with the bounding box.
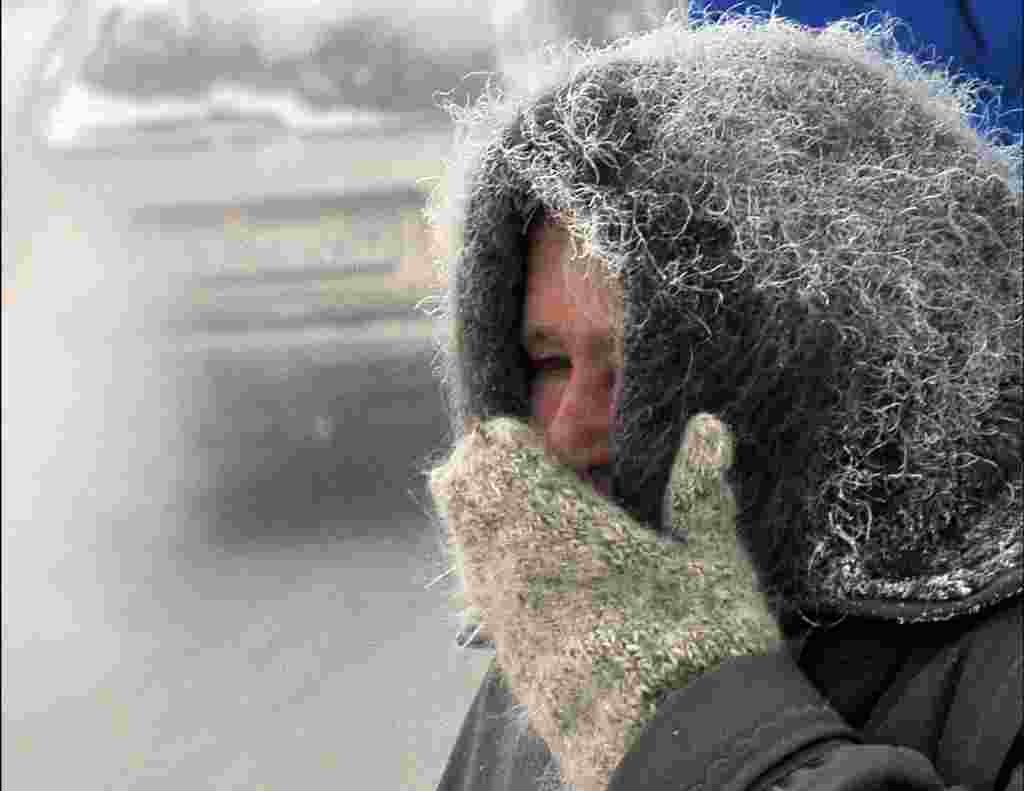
[531,356,571,373]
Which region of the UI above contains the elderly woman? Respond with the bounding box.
[427,11,1022,791]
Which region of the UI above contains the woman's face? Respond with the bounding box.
[521,220,622,496]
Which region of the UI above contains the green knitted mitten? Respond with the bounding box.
[429,416,779,791]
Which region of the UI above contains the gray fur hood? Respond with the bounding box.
[427,11,1022,627]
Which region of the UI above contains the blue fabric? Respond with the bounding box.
[699,1,1023,141]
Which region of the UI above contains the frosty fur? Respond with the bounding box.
[427,11,1023,622]
[429,416,779,791]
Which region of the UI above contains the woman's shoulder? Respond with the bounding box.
[800,594,1022,786]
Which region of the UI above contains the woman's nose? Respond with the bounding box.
[546,363,615,466]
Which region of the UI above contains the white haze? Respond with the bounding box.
[2,189,187,720]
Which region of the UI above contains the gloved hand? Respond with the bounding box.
[429,416,780,791]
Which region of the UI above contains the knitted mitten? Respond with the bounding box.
[429,416,780,791]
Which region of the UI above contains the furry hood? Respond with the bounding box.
[427,11,1022,625]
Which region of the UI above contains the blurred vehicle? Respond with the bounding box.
[53,4,494,150]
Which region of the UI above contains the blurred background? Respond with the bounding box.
[2,1,1019,789]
